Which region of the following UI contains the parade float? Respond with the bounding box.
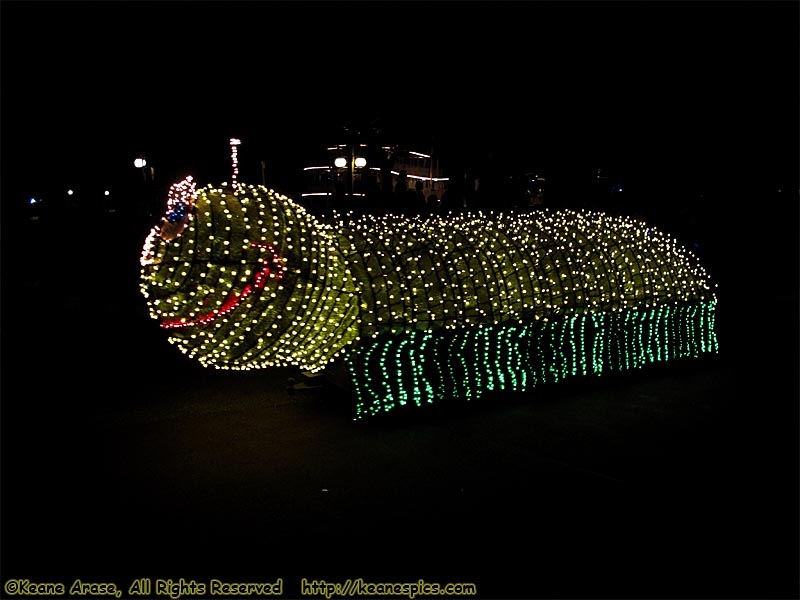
[140,140,718,418]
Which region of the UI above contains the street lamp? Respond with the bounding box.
[134,155,156,219]
[334,153,367,199]
[134,156,153,182]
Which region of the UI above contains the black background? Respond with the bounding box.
[1,2,798,599]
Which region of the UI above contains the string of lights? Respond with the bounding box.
[348,301,718,417]
[140,178,718,417]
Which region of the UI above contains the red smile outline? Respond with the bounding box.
[161,243,286,329]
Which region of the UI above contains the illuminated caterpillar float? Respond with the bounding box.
[140,176,718,418]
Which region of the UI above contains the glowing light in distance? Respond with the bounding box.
[334,157,347,168]
[406,174,449,182]
[134,157,147,169]
[354,157,367,168]
[301,192,365,197]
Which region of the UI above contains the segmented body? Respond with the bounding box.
[334,209,711,336]
[140,181,718,417]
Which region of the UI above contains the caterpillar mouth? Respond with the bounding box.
[160,243,287,330]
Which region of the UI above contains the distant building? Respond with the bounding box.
[300,142,448,215]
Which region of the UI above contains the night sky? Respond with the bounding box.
[3,1,797,194]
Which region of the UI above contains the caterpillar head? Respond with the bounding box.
[139,177,360,371]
